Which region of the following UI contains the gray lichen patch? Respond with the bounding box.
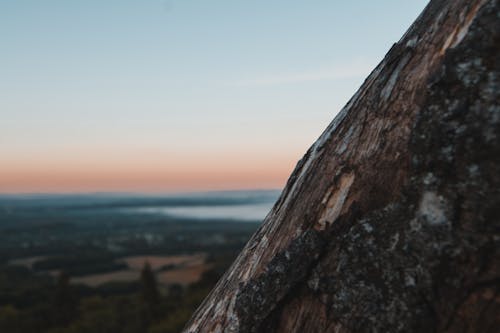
[303,202,438,332]
[417,191,449,226]
[234,230,327,333]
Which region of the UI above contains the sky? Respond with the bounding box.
[0,0,429,193]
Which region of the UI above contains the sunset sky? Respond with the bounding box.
[1,1,428,193]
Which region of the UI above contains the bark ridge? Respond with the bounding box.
[184,0,500,331]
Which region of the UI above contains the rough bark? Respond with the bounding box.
[184,0,500,332]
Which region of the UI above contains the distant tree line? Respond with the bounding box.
[0,258,228,333]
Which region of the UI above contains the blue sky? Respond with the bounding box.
[0,0,429,192]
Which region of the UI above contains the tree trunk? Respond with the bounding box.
[184,0,500,331]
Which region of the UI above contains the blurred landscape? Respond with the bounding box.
[0,1,432,332]
[0,190,279,333]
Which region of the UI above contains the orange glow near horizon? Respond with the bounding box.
[0,150,298,193]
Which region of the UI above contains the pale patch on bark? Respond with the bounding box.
[316,173,355,230]
[439,0,487,55]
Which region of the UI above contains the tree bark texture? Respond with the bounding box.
[184,0,500,331]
